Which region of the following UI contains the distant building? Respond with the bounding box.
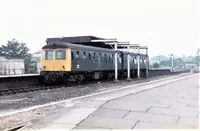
[0,56,25,75]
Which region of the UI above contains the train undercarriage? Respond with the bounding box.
[40,69,147,85]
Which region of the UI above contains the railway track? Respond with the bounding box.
[0,81,121,96]
[0,70,190,96]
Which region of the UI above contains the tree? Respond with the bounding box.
[195,48,200,66]
[173,58,184,68]
[160,60,170,67]
[0,39,36,73]
[0,39,31,59]
[153,62,160,68]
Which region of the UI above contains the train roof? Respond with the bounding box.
[42,42,147,56]
[46,36,104,43]
[43,42,115,53]
[46,36,113,49]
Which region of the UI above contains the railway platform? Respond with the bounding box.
[0,74,40,78]
[11,73,200,130]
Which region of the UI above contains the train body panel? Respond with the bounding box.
[40,42,148,84]
[41,48,72,72]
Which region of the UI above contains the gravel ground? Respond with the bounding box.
[0,74,185,130]
[0,75,173,111]
[0,104,66,131]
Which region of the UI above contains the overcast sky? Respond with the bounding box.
[0,0,199,56]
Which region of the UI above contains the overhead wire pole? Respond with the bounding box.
[137,47,140,78]
[115,42,130,80]
[146,47,149,77]
[140,46,148,77]
[127,44,130,80]
[115,43,140,80]
[169,54,174,72]
[91,39,132,81]
[113,41,130,81]
[128,44,140,79]
[114,42,118,81]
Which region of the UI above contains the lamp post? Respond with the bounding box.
[169,54,174,72]
[140,46,148,77]
[118,43,140,80]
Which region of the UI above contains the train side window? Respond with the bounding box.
[96,53,99,63]
[112,54,114,63]
[118,55,121,63]
[107,54,109,63]
[99,53,102,63]
[93,52,97,63]
[134,57,137,64]
[101,54,103,63]
[125,55,127,61]
[130,56,132,62]
[83,52,86,58]
[76,51,79,58]
[110,54,112,63]
[104,54,107,63]
[140,57,143,63]
[89,53,91,61]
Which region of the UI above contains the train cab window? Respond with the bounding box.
[44,50,53,60]
[56,50,66,60]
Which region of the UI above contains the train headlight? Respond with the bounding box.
[40,66,46,70]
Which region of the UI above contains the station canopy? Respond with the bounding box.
[46,36,114,49]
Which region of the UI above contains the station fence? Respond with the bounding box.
[0,60,40,75]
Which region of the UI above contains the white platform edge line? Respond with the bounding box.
[0,74,40,78]
[0,73,193,118]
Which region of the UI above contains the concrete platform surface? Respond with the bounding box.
[0,74,40,78]
[19,74,199,130]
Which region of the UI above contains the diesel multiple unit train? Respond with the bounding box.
[40,36,148,84]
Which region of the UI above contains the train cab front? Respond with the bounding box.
[40,43,71,83]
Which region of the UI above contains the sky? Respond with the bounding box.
[0,0,199,57]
